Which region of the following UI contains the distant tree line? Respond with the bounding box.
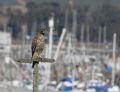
[4,1,120,46]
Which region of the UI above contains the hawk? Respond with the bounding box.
[31,28,46,68]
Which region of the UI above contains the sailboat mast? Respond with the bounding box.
[103,26,106,44]
[48,16,54,58]
[111,33,117,86]
[98,26,102,50]
[72,10,77,37]
[86,24,90,47]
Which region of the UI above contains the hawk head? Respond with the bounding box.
[37,24,48,35]
[39,29,46,35]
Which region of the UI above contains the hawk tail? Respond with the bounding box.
[32,61,39,68]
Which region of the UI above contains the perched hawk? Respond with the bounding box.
[31,28,46,68]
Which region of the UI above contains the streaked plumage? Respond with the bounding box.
[31,30,45,68]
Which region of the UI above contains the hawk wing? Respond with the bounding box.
[31,32,45,68]
[31,36,37,57]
